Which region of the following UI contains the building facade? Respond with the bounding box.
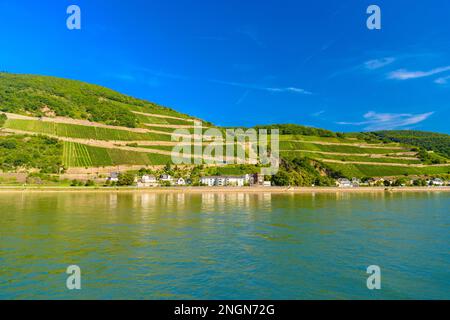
[200,175,248,187]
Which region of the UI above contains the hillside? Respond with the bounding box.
[0,72,197,128]
[277,132,449,179]
[373,130,450,158]
[0,73,449,182]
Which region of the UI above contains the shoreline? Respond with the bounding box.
[0,186,449,193]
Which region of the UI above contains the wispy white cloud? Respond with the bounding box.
[235,90,250,105]
[301,39,338,65]
[364,57,396,70]
[237,25,264,48]
[266,87,312,94]
[209,79,312,95]
[337,111,434,131]
[328,56,396,79]
[434,75,450,84]
[311,110,325,117]
[139,68,312,95]
[388,65,450,80]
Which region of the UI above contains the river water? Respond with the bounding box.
[0,191,448,299]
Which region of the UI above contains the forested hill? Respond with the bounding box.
[0,72,195,128]
[0,73,449,179]
[373,130,450,158]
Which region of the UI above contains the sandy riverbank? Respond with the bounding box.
[0,186,449,193]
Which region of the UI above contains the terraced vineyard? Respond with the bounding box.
[326,163,450,178]
[279,134,379,144]
[279,140,405,154]
[134,113,196,126]
[134,143,247,156]
[282,151,422,164]
[63,141,94,167]
[62,142,173,167]
[3,112,449,176]
[1,73,449,178]
[142,125,213,134]
[4,119,172,141]
[281,135,450,178]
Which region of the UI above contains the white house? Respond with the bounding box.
[137,175,157,187]
[226,176,245,187]
[201,176,217,186]
[200,175,246,187]
[337,178,352,188]
[142,175,156,183]
[430,178,444,186]
[107,172,119,183]
[160,174,173,184]
[250,173,265,185]
[215,176,227,186]
[176,177,186,186]
[351,178,360,187]
[263,181,271,187]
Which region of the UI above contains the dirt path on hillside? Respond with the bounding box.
[65,165,166,174]
[4,112,199,138]
[132,111,196,122]
[144,123,201,129]
[4,112,151,133]
[284,139,405,149]
[2,128,232,147]
[115,141,238,146]
[143,129,208,138]
[280,149,419,160]
[321,159,449,167]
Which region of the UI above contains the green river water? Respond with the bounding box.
[0,191,448,299]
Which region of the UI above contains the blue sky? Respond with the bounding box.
[1,0,450,133]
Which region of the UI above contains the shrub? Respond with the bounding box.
[117,172,135,186]
[0,113,7,127]
[271,170,290,186]
[85,180,95,187]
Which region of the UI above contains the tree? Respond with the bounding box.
[160,181,172,187]
[393,178,407,186]
[138,167,153,176]
[0,113,6,127]
[85,180,95,187]
[271,170,290,186]
[164,162,173,175]
[413,179,427,186]
[117,172,135,186]
[0,140,18,149]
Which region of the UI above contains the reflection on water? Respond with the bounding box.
[0,191,449,300]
